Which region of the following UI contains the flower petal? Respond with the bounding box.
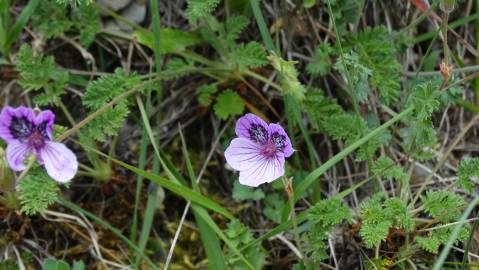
[34,110,55,140]
[268,123,293,157]
[235,113,269,143]
[5,140,31,171]
[0,106,35,143]
[238,155,285,187]
[224,137,262,171]
[39,141,78,183]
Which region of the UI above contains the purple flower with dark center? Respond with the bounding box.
[224,113,293,187]
[0,106,78,183]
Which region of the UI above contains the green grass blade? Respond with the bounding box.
[248,0,275,52]
[4,0,41,54]
[77,142,235,220]
[192,205,256,270]
[293,107,413,202]
[149,0,162,100]
[136,184,159,266]
[59,199,159,270]
[179,129,228,269]
[130,117,149,243]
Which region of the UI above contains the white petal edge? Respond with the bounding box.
[39,141,78,183]
[238,155,285,187]
[224,137,263,171]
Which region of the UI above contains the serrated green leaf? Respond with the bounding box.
[213,90,244,119]
[197,84,217,106]
[230,42,268,69]
[17,167,60,216]
[457,157,479,192]
[232,180,265,201]
[186,0,220,22]
[306,43,333,76]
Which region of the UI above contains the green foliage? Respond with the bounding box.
[304,198,351,262]
[43,258,85,270]
[303,88,343,132]
[359,194,392,248]
[165,58,194,79]
[400,120,437,161]
[322,112,386,161]
[197,84,217,106]
[197,15,267,71]
[0,252,32,270]
[306,43,334,77]
[232,180,265,201]
[15,44,68,105]
[17,167,60,215]
[224,15,250,44]
[359,193,413,248]
[323,0,364,34]
[32,1,99,46]
[82,68,141,141]
[416,227,470,253]
[415,163,472,255]
[456,157,479,192]
[134,28,203,54]
[213,90,245,120]
[422,191,465,223]
[334,52,371,103]
[186,0,220,22]
[55,0,92,7]
[344,26,402,105]
[371,156,408,186]
[225,220,266,270]
[268,52,306,101]
[262,193,285,224]
[400,82,441,160]
[406,82,441,121]
[229,42,268,69]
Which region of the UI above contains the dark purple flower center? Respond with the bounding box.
[271,133,286,151]
[259,132,287,158]
[248,124,268,143]
[10,116,49,148]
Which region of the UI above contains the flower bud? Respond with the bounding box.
[0,148,15,192]
[440,62,451,80]
[440,0,455,13]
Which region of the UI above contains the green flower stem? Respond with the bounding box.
[282,176,306,262]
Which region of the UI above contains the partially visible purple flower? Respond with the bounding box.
[0,106,78,183]
[224,113,293,187]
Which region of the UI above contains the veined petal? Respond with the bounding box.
[6,140,31,171]
[238,154,285,187]
[268,123,293,157]
[0,106,35,143]
[34,110,55,140]
[235,113,269,144]
[224,137,263,171]
[39,141,78,183]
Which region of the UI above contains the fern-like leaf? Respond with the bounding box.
[186,0,220,22]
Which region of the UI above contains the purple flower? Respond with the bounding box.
[224,113,293,187]
[0,106,78,183]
